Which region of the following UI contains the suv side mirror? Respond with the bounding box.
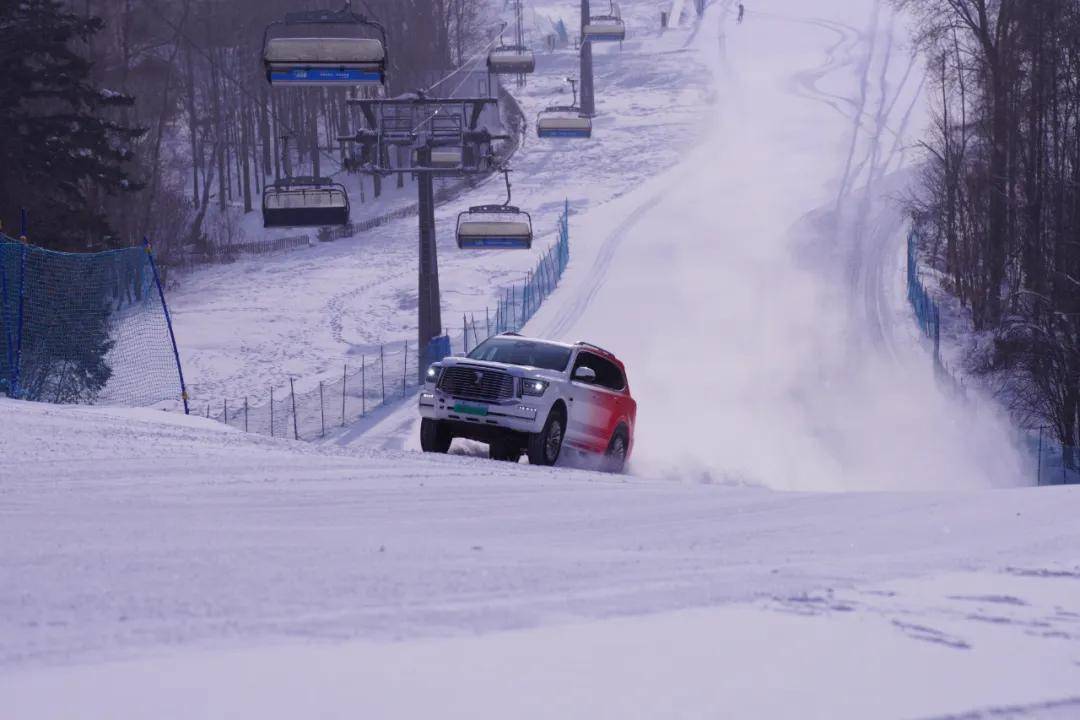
[573,366,597,383]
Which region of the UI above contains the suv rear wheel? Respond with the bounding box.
[420,418,452,453]
[604,427,629,474]
[527,409,565,466]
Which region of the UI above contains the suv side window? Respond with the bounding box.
[572,351,625,392]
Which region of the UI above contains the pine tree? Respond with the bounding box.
[0,0,145,250]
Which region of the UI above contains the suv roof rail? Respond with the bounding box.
[500,331,522,337]
[575,340,615,357]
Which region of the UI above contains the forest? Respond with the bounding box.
[0,0,496,255]
[902,0,1080,451]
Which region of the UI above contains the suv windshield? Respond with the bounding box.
[467,337,572,372]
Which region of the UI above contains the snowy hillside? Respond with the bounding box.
[3,396,1079,718]
[4,0,1079,717]
[167,0,713,406]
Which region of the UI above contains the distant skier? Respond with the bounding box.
[737,3,745,23]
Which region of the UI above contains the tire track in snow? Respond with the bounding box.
[843,9,927,355]
[788,21,861,117]
[832,0,880,219]
[542,184,677,340]
[540,2,727,341]
[764,1,922,357]
[749,10,867,122]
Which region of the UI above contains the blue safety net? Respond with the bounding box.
[0,239,185,407]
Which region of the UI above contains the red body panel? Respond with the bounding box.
[570,349,636,458]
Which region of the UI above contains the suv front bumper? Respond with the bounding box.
[419,388,547,435]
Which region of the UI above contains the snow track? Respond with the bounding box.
[522,0,1023,490]
[2,398,1079,718]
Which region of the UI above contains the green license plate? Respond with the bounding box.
[453,403,488,416]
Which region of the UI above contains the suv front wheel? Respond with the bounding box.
[420,418,452,453]
[527,409,565,466]
[489,437,522,463]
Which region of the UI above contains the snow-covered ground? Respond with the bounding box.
[2,398,1079,718]
[4,0,1076,717]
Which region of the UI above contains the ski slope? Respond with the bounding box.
[2,399,1079,718]
[520,0,1026,490]
[364,0,1024,491]
[4,0,1077,717]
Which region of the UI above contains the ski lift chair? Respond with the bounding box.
[487,45,536,75]
[262,178,351,228]
[456,170,533,249]
[456,206,534,249]
[263,8,387,87]
[582,15,626,42]
[536,106,592,138]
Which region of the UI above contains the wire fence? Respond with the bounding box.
[907,230,941,360]
[204,199,571,441]
[1028,427,1080,487]
[907,228,1077,486]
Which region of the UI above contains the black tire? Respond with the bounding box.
[420,418,452,453]
[527,408,565,466]
[489,438,522,463]
[604,427,629,474]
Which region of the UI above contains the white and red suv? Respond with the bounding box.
[418,333,636,471]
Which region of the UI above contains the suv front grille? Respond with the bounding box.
[438,366,515,402]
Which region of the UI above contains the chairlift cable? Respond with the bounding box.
[424,22,507,95]
[408,33,504,135]
[141,0,356,179]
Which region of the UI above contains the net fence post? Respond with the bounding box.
[244,396,249,433]
[0,246,12,397]
[380,345,385,403]
[486,307,491,339]
[270,386,274,437]
[403,340,408,397]
[1037,426,1044,486]
[10,243,27,399]
[341,364,347,427]
[290,377,299,440]
[319,381,325,437]
[362,356,367,416]
[143,237,190,415]
[224,399,228,425]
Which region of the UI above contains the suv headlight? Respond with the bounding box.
[522,379,548,397]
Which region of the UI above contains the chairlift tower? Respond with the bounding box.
[514,0,527,88]
[342,95,507,379]
[580,0,596,116]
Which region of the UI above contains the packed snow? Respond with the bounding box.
[3,398,1080,718]
[3,0,1077,718]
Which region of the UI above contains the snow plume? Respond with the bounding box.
[537,0,1024,490]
